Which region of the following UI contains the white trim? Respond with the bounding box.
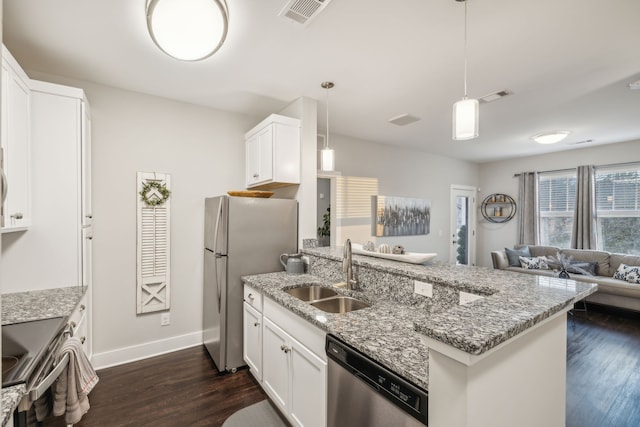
[91,331,202,370]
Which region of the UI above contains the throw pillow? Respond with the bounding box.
[566,261,597,276]
[506,246,531,267]
[613,263,640,284]
[519,256,550,270]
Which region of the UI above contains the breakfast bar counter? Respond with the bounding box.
[244,246,597,427]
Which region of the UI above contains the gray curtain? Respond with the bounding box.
[517,171,539,245]
[571,165,597,249]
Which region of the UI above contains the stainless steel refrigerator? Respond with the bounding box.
[203,195,298,372]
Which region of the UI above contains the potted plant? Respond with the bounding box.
[317,206,330,247]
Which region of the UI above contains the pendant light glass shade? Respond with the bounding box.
[452,97,479,140]
[320,81,335,172]
[146,0,228,61]
[452,0,479,140]
[321,148,335,171]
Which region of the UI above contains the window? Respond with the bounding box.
[538,170,576,248]
[595,165,640,255]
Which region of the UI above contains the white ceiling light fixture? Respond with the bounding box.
[452,0,479,141]
[532,131,570,145]
[321,81,335,172]
[146,0,229,62]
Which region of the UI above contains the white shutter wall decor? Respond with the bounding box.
[136,172,171,314]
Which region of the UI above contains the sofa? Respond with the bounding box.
[491,245,640,312]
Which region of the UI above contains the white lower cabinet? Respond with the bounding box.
[68,292,91,358]
[256,296,327,427]
[243,302,263,381]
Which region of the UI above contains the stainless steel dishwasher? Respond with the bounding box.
[326,335,428,427]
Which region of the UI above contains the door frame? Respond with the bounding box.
[450,185,477,266]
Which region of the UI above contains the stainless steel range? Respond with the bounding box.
[2,317,70,426]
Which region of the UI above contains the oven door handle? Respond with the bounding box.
[29,353,69,401]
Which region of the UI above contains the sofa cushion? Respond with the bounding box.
[560,249,610,276]
[566,261,597,276]
[613,264,640,284]
[505,246,531,267]
[503,266,556,277]
[594,276,640,298]
[609,253,640,276]
[519,256,550,270]
[528,245,561,258]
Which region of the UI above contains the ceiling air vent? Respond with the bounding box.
[479,90,512,104]
[388,114,421,126]
[279,0,332,25]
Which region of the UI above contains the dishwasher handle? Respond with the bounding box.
[29,353,69,401]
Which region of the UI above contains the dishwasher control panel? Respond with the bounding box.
[326,335,428,424]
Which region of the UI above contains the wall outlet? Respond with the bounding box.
[414,280,433,298]
[459,292,483,305]
[161,313,170,326]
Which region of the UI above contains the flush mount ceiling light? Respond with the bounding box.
[532,131,570,145]
[146,0,229,61]
[452,0,479,141]
[320,81,335,172]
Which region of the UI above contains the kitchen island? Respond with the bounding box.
[1,286,86,427]
[243,246,597,427]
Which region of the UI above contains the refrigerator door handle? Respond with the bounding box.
[213,200,224,312]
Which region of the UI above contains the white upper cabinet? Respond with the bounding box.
[245,114,300,189]
[1,45,31,232]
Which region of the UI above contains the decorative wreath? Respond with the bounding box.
[139,181,171,206]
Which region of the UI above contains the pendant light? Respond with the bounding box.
[452,0,479,140]
[321,81,335,172]
[146,0,229,62]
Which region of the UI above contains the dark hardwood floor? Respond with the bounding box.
[40,305,640,427]
[42,345,266,427]
[567,305,640,427]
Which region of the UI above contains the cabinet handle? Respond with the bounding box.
[253,322,260,327]
[10,213,23,220]
[248,293,254,300]
[80,336,86,344]
[80,304,86,311]
[280,344,291,353]
[85,214,93,219]
[70,321,77,328]
[86,234,93,240]
[253,173,259,178]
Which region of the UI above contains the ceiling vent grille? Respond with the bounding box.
[279,0,332,25]
[479,90,512,104]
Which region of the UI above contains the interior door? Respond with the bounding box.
[450,185,477,265]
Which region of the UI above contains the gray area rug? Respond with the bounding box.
[222,399,289,427]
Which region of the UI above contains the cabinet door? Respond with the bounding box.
[257,126,273,183]
[290,339,327,427]
[245,126,273,187]
[243,302,263,381]
[262,317,290,413]
[245,134,260,186]
[1,55,31,230]
[81,101,92,227]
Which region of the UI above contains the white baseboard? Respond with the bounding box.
[91,331,203,370]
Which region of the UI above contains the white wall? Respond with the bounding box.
[476,139,640,268]
[24,73,258,366]
[330,134,480,262]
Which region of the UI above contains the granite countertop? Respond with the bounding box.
[244,247,597,391]
[1,286,86,427]
[242,272,432,390]
[303,247,597,355]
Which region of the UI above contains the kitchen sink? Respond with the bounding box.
[284,285,338,302]
[284,285,370,313]
[310,296,370,314]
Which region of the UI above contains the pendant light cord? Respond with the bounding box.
[325,87,330,149]
[463,0,469,98]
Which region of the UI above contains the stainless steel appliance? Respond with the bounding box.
[203,196,297,372]
[2,317,71,426]
[326,334,428,427]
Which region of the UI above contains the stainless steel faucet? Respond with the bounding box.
[342,238,357,289]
